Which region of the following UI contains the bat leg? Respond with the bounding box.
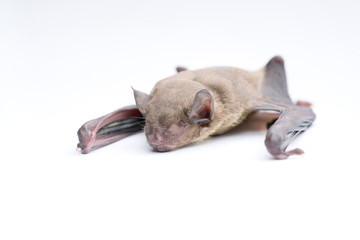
[77,105,144,154]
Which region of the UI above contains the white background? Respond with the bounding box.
[1,0,360,239]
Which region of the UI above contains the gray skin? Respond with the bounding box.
[77,56,316,159]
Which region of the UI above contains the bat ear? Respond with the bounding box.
[132,87,151,115]
[189,89,214,126]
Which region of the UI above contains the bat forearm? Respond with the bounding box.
[77,106,144,154]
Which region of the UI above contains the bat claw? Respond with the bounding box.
[76,143,82,151]
[296,100,312,107]
[273,148,304,160]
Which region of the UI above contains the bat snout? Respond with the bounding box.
[147,133,177,152]
[146,126,181,152]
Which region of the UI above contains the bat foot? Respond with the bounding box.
[273,148,304,160]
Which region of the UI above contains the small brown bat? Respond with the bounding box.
[77,56,316,159]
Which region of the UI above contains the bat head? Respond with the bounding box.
[133,88,214,152]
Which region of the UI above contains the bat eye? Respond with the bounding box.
[192,118,210,127]
[180,121,190,128]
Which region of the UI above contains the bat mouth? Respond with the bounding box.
[150,143,177,152]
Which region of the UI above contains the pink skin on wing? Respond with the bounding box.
[77,106,144,154]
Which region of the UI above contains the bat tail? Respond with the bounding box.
[77,105,145,154]
[260,56,294,106]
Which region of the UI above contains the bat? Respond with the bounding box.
[77,56,316,159]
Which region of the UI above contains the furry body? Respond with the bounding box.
[146,67,265,142]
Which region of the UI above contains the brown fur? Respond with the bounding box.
[137,66,267,150]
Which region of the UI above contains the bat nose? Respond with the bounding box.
[147,133,164,148]
[147,134,175,152]
[154,132,163,142]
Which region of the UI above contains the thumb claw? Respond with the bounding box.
[273,148,304,160]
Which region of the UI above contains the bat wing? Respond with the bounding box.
[77,105,144,154]
[250,56,316,159]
